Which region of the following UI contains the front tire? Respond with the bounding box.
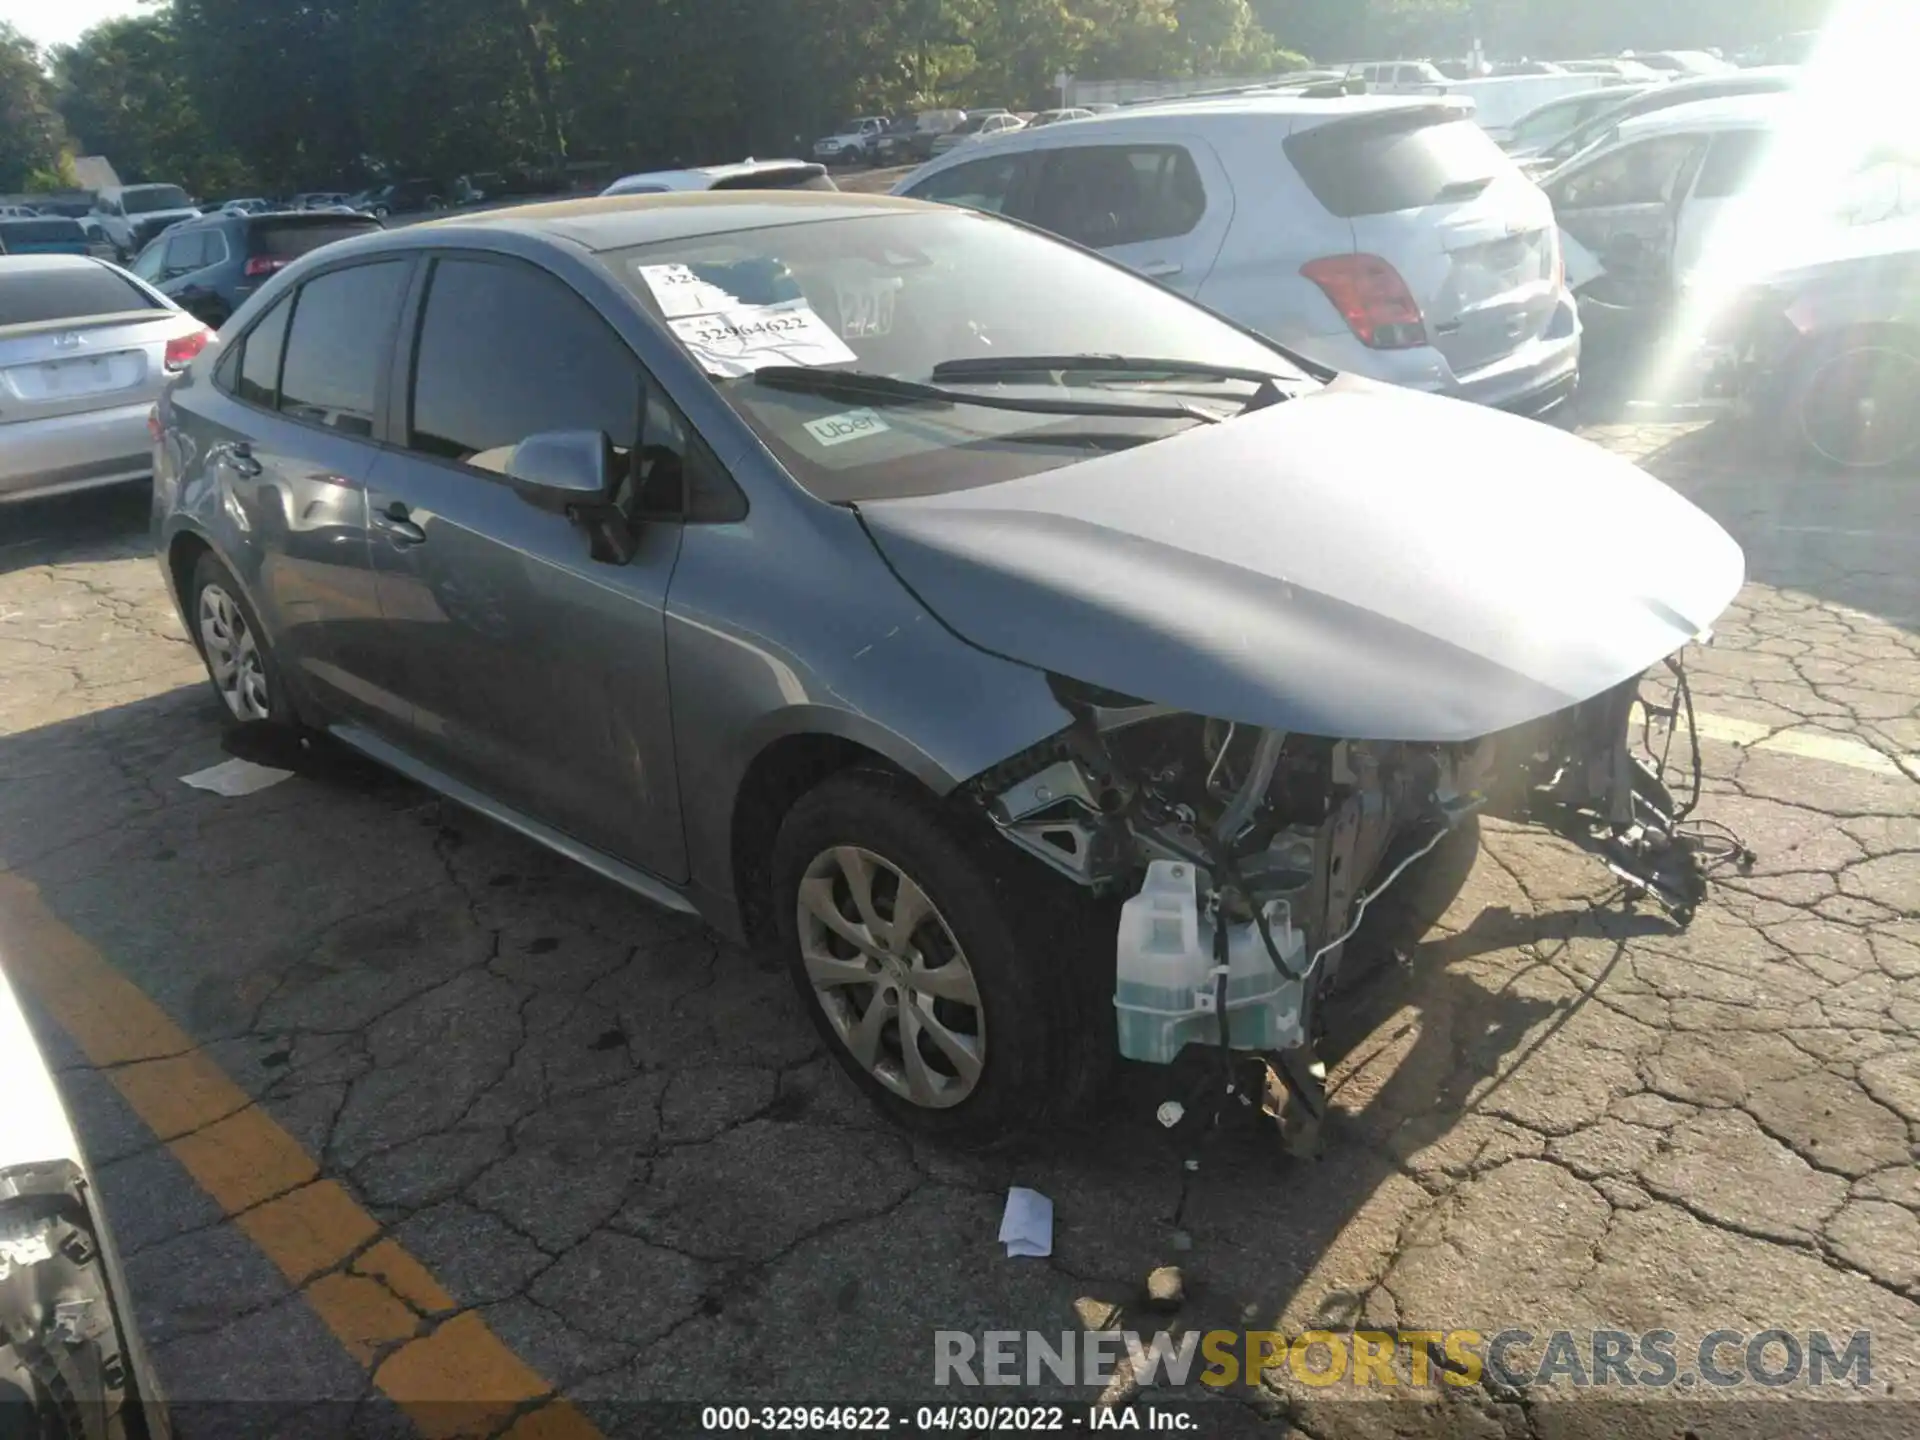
[188,553,299,736]
[771,769,1105,1146]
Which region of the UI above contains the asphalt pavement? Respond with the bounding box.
[0,399,1915,1439]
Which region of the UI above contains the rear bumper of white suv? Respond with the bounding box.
[1288,292,1582,418]
[0,401,155,503]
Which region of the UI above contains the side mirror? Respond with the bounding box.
[505,430,615,513]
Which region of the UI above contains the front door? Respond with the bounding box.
[364,253,689,882]
[1550,132,1708,301]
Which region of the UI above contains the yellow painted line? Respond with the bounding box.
[0,872,603,1440]
[1640,705,1916,778]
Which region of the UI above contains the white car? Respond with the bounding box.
[0,254,211,503]
[929,112,1027,157]
[811,117,888,165]
[1501,83,1654,156]
[89,183,201,260]
[602,159,835,196]
[1543,91,1858,299]
[896,94,1580,416]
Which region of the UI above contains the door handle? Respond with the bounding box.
[219,441,262,478]
[372,501,427,546]
[1139,260,1184,279]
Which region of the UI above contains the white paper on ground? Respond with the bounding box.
[180,757,294,797]
[998,1186,1054,1258]
[667,299,857,378]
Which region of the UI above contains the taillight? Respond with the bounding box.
[164,329,213,371]
[244,255,287,277]
[1300,254,1428,349]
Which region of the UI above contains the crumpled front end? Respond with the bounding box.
[966,657,1723,1146]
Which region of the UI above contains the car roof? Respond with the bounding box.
[415,190,934,252]
[997,92,1464,132]
[0,253,113,276]
[1616,91,1789,139]
[609,159,818,190]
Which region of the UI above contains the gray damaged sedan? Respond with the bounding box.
[152,193,1744,1143]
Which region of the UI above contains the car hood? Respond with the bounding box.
[855,375,1745,742]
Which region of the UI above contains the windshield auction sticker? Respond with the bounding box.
[666,299,857,377]
[635,263,747,319]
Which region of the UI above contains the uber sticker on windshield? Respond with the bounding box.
[667,299,857,377]
[635,262,745,319]
[804,408,891,447]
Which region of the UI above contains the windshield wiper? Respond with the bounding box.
[748,365,1224,423]
[930,354,1314,407]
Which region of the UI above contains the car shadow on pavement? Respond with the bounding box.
[0,484,153,576]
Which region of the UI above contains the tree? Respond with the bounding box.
[55,15,250,193]
[0,23,67,193]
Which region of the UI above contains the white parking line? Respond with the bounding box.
[1644,705,1916,778]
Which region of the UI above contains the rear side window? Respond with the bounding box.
[1286,115,1513,217]
[235,295,293,407]
[277,261,409,435]
[251,220,381,261]
[1027,144,1207,248]
[165,230,216,272]
[0,265,155,326]
[906,154,1028,214]
[407,256,641,468]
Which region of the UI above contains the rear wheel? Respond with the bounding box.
[1785,330,1920,471]
[771,769,1106,1146]
[188,553,299,736]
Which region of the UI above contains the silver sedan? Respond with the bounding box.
[0,254,210,505]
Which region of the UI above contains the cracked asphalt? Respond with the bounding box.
[0,408,1916,1440]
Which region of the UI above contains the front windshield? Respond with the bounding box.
[602,208,1306,503]
[123,186,192,214]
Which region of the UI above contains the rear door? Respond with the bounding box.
[1017,139,1233,295]
[169,260,409,725]
[159,228,228,316]
[1286,108,1563,379]
[364,252,689,881]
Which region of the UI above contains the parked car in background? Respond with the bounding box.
[812,117,889,166]
[1561,58,1665,81]
[128,208,385,326]
[602,160,836,196]
[1431,72,1613,140]
[1695,214,1920,469]
[1029,108,1094,127]
[1518,67,1799,178]
[90,183,201,260]
[898,94,1579,416]
[217,198,273,215]
[0,254,209,504]
[150,190,1738,1141]
[0,204,41,218]
[930,111,1025,156]
[1346,60,1450,91]
[0,217,90,256]
[875,111,967,166]
[352,180,444,218]
[1634,50,1736,78]
[1501,83,1654,157]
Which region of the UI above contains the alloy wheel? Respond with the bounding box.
[796,845,985,1109]
[197,583,270,722]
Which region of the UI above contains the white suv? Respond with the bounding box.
[895,94,1581,416]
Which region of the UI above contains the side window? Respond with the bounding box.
[163,231,207,275]
[232,294,293,407]
[1693,130,1769,201]
[130,242,167,283]
[407,257,642,472]
[1554,135,1702,209]
[1029,144,1208,248]
[277,261,409,435]
[905,154,1027,215]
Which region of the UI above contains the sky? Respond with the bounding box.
[2,0,146,51]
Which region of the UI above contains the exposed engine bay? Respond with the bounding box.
[968,655,1734,1148]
